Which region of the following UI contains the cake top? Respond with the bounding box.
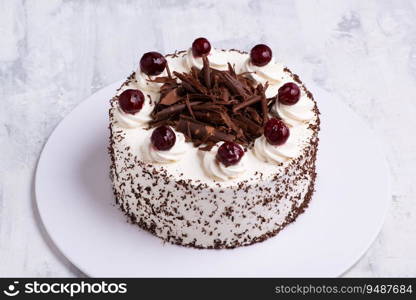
[149,56,274,150]
[111,37,319,182]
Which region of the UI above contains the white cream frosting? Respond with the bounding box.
[242,57,285,86]
[254,135,299,164]
[184,48,229,71]
[135,70,167,93]
[141,130,189,163]
[113,87,153,128]
[114,106,152,128]
[202,143,247,181]
[273,92,315,126]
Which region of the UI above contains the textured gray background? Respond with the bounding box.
[0,0,415,277]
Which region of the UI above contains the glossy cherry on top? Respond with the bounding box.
[118,89,145,114]
[250,44,272,67]
[140,52,167,76]
[192,37,211,57]
[278,82,301,105]
[216,142,244,167]
[151,126,176,151]
[264,118,290,146]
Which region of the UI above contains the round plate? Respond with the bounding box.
[35,81,390,277]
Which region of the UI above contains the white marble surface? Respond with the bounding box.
[0,0,415,277]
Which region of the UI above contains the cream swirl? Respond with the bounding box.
[273,93,315,126]
[114,94,153,128]
[254,135,298,164]
[141,131,189,163]
[184,48,228,71]
[135,70,167,93]
[242,57,286,86]
[202,143,247,181]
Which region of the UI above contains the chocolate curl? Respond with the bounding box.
[232,95,262,113]
[219,111,242,136]
[191,109,241,136]
[166,63,172,79]
[160,79,178,90]
[190,67,200,79]
[159,84,175,97]
[219,72,249,99]
[212,73,220,90]
[234,114,262,137]
[192,103,224,112]
[159,88,180,105]
[208,94,217,103]
[227,63,236,77]
[177,78,197,93]
[193,111,224,124]
[186,121,192,140]
[261,94,269,124]
[173,71,207,94]
[258,84,269,124]
[188,94,212,101]
[202,55,211,89]
[214,100,236,106]
[154,103,186,120]
[219,86,230,103]
[154,101,202,120]
[185,94,196,119]
[246,107,263,124]
[176,115,235,143]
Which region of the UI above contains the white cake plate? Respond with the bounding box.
[35,81,390,277]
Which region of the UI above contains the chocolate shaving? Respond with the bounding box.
[177,115,235,143]
[149,56,275,149]
[185,94,195,119]
[258,83,270,124]
[166,63,172,79]
[193,111,224,124]
[219,87,230,103]
[246,107,263,124]
[154,103,187,120]
[202,55,211,89]
[173,71,207,94]
[219,72,249,99]
[260,94,269,124]
[154,101,202,120]
[232,95,261,113]
[188,94,212,101]
[159,88,180,105]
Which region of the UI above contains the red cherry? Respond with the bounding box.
[278,82,301,105]
[250,44,272,67]
[140,52,167,76]
[118,89,144,114]
[216,142,244,167]
[151,126,176,151]
[264,118,290,146]
[192,37,211,57]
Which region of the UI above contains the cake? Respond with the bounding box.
[108,38,320,249]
